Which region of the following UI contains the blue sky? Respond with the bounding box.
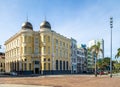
[0,0,120,59]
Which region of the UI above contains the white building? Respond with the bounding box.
[71,38,77,73]
[87,50,94,73]
[77,46,87,73]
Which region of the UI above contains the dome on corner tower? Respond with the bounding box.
[40,21,51,29]
[22,21,33,30]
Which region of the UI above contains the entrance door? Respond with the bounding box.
[35,68,39,74]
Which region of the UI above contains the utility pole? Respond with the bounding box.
[110,17,113,78]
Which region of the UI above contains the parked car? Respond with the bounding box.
[97,70,109,75]
[104,71,110,75]
[10,72,17,76]
[99,71,104,75]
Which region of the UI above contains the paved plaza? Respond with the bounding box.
[0,75,120,87]
[0,84,53,87]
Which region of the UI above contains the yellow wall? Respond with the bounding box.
[5,28,71,73]
[40,30,71,71]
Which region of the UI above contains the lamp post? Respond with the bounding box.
[110,17,113,78]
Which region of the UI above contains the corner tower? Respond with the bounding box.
[22,21,33,30]
[40,20,51,29]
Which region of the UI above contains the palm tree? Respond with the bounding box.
[102,57,110,71]
[115,48,120,58]
[97,59,103,70]
[114,48,120,73]
[90,42,103,77]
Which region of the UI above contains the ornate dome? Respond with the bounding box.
[40,21,51,29]
[22,21,33,30]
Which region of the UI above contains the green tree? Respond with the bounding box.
[97,59,103,70]
[102,57,110,70]
[90,42,103,77]
[114,48,120,73]
[113,62,120,73]
[113,60,120,73]
[97,57,110,72]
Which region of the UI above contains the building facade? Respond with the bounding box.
[0,52,5,73]
[71,38,77,73]
[4,20,71,75]
[87,50,94,73]
[77,46,87,73]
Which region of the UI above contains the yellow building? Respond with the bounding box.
[4,20,71,74]
[0,52,5,73]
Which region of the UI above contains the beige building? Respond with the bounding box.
[4,20,71,74]
[0,52,5,73]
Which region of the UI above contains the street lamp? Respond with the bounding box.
[110,17,113,78]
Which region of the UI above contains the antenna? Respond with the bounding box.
[0,45,1,49]
[45,15,46,21]
[44,12,47,21]
[26,13,28,22]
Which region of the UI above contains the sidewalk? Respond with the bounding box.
[113,73,120,77]
[0,84,53,87]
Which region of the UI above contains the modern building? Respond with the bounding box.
[87,50,94,73]
[4,20,71,75]
[80,44,87,73]
[0,52,5,73]
[77,45,87,73]
[71,38,77,73]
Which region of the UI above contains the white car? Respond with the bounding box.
[10,72,17,76]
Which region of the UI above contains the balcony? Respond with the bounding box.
[32,54,41,57]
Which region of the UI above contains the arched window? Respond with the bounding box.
[66,61,68,70]
[63,61,65,70]
[60,60,62,70]
[56,60,58,70]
